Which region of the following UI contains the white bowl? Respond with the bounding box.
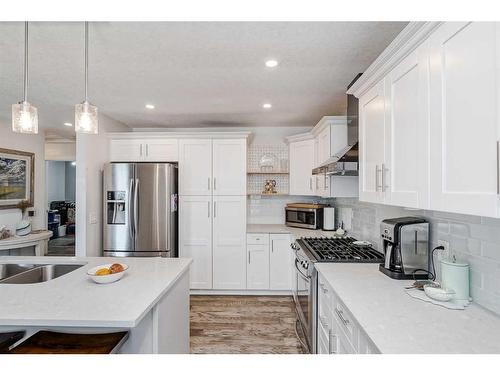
[424,284,455,302]
[87,263,128,284]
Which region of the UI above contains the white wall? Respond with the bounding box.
[46,161,66,205]
[75,114,129,257]
[0,119,46,233]
[45,141,76,161]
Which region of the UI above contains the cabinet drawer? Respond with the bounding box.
[318,274,333,309]
[333,298,358,349]
[317,328,330,354]
[359,330,380,354]
[247,233,269,245]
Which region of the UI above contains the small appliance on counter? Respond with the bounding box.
[379,217,430,280]
[285,203,325,229]
[322,207,335,231]
[440,257,471,305]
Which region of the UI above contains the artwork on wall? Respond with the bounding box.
[0,148,34,209]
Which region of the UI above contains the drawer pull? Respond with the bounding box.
[328,330,337,354]
[319,282,329,293]
[335,308,350,326]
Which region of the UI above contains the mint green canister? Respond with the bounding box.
[440,259,470,304]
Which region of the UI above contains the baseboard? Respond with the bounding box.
[190,289,292,296]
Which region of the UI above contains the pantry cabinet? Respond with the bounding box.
[109,138,179,162]
[428,22,499,217]
[212,196,247,289]
[179,196,213,289]
[289,138,316,196]
[178,139,213,196]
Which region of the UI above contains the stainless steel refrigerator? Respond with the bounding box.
[103,163,178,257]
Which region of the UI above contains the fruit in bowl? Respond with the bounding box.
[87,263,128,284]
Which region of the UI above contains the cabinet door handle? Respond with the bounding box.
[335,308,350,326]
[382,163,389,192]
[328,330,337,354]
[214,201,216,218]
[375,165,382,191]
[140,144,143,157]
[497,141,499,195]
[208,201,210,218]
[248,251,251,264]
[146,144,149,157]
[309,177,313,191]
[316,176,319,190]
[325,174,328,189]
[271,240,274,253]
[208,178,211,191]
[214,177,216,191]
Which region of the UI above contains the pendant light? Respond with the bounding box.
[75,21,98,134]
[12,22,38,134]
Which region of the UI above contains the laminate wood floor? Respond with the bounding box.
[190,295,306,354]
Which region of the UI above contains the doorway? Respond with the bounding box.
[45,160,76,256]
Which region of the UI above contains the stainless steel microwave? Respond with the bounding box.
[285,206,323,229]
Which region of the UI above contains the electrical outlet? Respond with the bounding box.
[438,240,450,260]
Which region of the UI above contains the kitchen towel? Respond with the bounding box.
[405,289,469,310]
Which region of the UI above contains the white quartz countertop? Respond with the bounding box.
[315,263,500,354]
[247,224,338,239]
[0,256,192,328]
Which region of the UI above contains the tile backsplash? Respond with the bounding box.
[333,198,500,315]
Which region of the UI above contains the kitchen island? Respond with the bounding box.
[0,256,192,354]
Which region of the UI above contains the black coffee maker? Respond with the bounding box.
[379,217,430,280]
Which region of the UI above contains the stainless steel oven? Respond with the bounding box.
[291,241,317,353]
[285,206,323,229]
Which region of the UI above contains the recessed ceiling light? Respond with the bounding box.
[265,59,279,68]
[64,122,72,127]
[145,104,155,109]
[262,103,272,109]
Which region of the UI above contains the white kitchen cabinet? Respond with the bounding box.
[269,233,293,290]
[212,196,247,289]
[316,126,331,166]
[143,139,179,162]
[359,81,386,204]
[179,196,213,289]
[428,22,499,217]
[109,138,179,162]
[246,243,270,290]
[212,139,246,195]
[384,44,430,209]
[179,139,213,196]
[289,139,316,196]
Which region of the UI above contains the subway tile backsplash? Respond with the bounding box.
[333,198,500,315]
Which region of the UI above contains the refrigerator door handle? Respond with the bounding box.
[128,178,134,239]
[134,178,140,242]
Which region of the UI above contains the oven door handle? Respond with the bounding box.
[295,258,311,280]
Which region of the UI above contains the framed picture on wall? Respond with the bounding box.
[0,148,34,209]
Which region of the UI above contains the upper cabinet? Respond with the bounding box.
[212,139,247,196]
[289,138,316,196]
[351,22,500,217]
[179,139,213,196]
[179,138,247,196]
[428,22,499,217]
[110,138,179,162]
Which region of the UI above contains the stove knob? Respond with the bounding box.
[291,243,299,251]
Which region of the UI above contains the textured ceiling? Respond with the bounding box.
[0,22,406,137]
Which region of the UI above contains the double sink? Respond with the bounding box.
[0,263,85,284]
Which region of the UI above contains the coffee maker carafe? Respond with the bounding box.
[379,217,430,280]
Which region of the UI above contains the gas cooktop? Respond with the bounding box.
[297,236,384,263]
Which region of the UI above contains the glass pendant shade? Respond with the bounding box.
[75,101,98,134]
[12,101,38,134]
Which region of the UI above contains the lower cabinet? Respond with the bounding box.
[317,272,379,354]
[247,244,270,290]
[246,233,293,291]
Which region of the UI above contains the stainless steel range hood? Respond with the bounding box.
[313,74,361,177]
